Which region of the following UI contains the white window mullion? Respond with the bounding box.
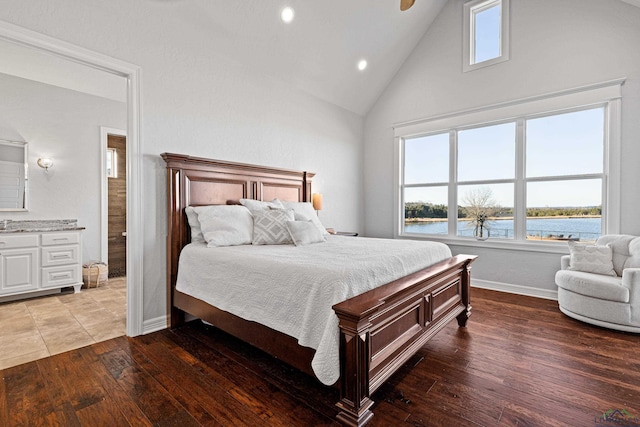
[448,130,458,237]
[605,99,621,235]
[514,118,526,240]
[395,136,404,238]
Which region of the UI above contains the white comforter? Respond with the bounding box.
[176,235,451,385]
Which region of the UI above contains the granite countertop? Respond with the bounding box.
[0,219,85,233]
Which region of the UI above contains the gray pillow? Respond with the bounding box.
[286,220,327,246]
[239,198,284,211]
[567,241,616,276]
[277,200,328,236]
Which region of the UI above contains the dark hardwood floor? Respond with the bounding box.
[2,287,639,426]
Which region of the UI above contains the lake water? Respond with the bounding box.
[404,217,601,241]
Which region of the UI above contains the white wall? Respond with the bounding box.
[0,0,364,323]
[0,73,126,262]
[364,0,640,294]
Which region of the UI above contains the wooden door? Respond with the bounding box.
[107,135,126,277]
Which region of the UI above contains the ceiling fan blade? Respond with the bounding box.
[400,0,415,11]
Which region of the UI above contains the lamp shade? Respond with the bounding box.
[312,193,323,211]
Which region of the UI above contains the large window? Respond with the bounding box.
[404,134,449,234]
[401,106,608,243]
[463,0,510,72]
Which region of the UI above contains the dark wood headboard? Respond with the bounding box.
[161,153,314,324]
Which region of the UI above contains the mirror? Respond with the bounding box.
[0,139,28,211]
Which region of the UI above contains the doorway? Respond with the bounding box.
[102,129,127,278]
[108,133,127,277]
[0,21,143,338]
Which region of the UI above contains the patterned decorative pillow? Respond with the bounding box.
[567,241,617,276]
[286,220,327,246]
[252,209,295,245]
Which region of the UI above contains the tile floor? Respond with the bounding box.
[0,277,126,370]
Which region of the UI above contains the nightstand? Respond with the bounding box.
[334,231,358,236]
[326,228,358,236]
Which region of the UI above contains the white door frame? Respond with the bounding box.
[0,21,144,336]
[100,127,127,264]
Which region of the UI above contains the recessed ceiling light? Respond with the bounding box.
[281,7,295,23]
[357,59,368,71]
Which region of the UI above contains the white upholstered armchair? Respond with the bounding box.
[555,234,640,333]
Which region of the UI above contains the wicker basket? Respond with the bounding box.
[82,262,108,289]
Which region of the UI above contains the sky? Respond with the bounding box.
[474,2,501,64]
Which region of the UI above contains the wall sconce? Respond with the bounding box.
[312,193,323,215]
[37,157,54,173]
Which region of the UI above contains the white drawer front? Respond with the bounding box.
[41,232,80,246]
[41,245,80,267]
[0,234,39,249]
[41,264,81,288]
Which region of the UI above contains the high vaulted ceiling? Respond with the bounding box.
[4,1,640,116]
[161,0,448,116]
[1,0,447,116]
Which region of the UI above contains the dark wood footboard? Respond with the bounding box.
[333,254,476,426]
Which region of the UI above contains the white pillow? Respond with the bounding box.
[277,200,328,236]
[195,205,253,247]
[286,220,327,246]
[239,198,284,211]
[567,241,617,276]
[252,209,295,245]
[185,206,204,242]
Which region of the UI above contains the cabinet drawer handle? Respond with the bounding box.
[52,254,70,259]
[51,272,71,279]
[53,238,69,241]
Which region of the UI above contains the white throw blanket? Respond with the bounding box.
[176,235,451,385]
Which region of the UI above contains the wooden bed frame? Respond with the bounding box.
[162,153,477,426]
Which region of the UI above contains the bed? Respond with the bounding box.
[162,153,477,426]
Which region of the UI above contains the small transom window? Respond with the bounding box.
[463,0,510,72]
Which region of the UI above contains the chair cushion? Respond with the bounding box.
[555,270,629,303]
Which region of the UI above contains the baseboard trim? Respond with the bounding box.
[472,279,558,301]
[143,315,168,334]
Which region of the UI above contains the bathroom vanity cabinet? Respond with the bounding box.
[0,224,83,300]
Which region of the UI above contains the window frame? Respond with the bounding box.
[106,147,118,178]
[393,80,623,253]
[463,0,510,72]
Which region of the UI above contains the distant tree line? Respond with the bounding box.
[405,202,451,219]
[405,203,601,219]
[525,206,601,217]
